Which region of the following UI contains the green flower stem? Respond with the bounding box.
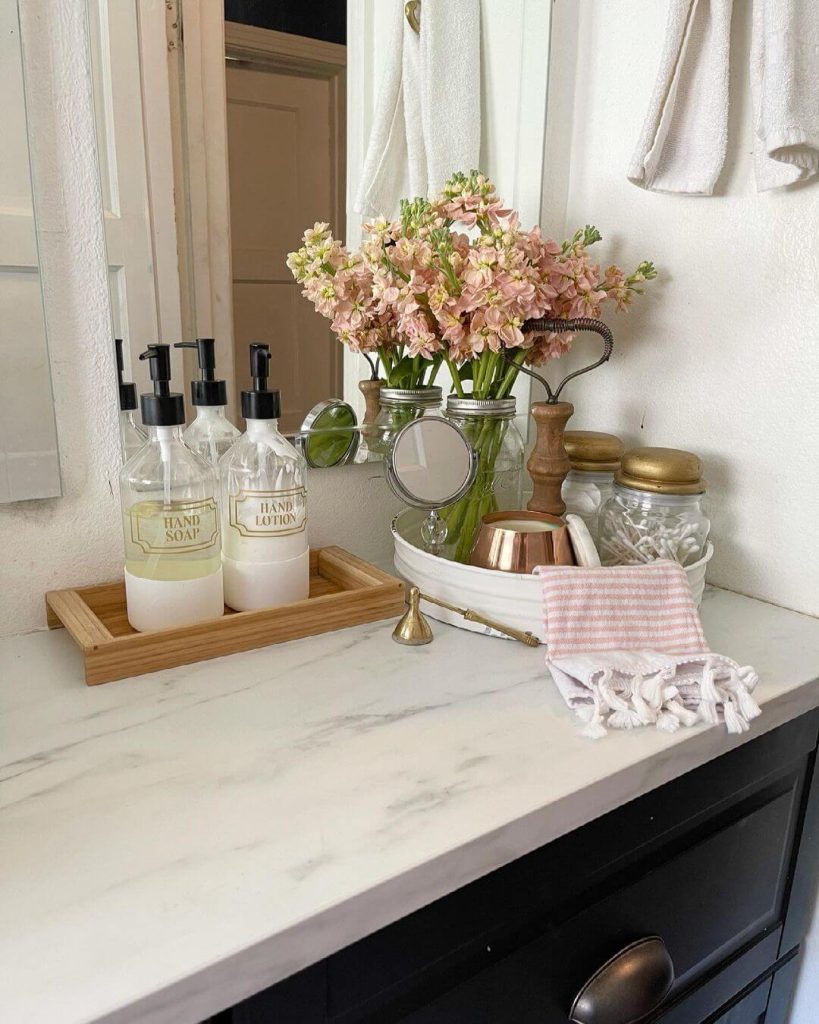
[445,354,465,397]
[473,352,487,396]
[496,349,527,398]
[443,414,507,563]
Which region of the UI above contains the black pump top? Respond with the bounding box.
[241,343,281,420]
[115,338,138,412]
[138,344,185,426]
[174,338,228,407]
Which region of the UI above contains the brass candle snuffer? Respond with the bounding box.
[513,316,615,517]
[393,586,539,647]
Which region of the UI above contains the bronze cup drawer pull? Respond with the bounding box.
[569,936,674,1024]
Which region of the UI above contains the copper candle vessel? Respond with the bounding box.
[469,510,576,574]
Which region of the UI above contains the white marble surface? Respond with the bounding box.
[2,588,819,1024]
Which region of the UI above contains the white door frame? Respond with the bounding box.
[165,0,235,418]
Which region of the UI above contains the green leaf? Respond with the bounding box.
[388,354,416,388]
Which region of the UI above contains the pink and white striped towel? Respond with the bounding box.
[537,561,760,740]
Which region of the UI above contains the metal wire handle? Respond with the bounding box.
[511,316,614,403]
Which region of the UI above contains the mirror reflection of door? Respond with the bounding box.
[225,26,345,434]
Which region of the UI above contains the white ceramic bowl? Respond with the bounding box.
[392,509,714,643]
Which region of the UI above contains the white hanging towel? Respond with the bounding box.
[751,0,819,191]
[355,0,481,218]
[627,0,734,195]
[629,0,819,194]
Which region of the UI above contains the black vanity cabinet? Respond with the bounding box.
[219,710,819,1024]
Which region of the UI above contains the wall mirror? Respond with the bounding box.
[86,0,551,468]
[0,2,60,502]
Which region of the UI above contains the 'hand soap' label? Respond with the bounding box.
[229,487,307,537]
[129,498,220,554]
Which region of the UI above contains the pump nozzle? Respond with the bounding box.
[241,342,280,420]
[138,344,185,426]
[115,338,138,412]
[139,344,172,390]
[249,343,271,389]
[174,339,216,380]
[174,339,228,407]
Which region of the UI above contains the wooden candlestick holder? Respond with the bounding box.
[358,378,384,441]
[515,316,615,517]
[527,401,574,516]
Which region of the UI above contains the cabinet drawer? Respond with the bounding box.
[328,713,818,1022]
[386,777,799,1023]
[544,776,801,1004]
[703,975,771,1024]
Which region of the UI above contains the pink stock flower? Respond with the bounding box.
[287,171,655,380]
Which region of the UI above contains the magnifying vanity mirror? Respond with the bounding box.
[296,400,360,468]
[385,417,477,554]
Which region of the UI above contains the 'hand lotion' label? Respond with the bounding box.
[229,487,307,537]
[128,498,220,554]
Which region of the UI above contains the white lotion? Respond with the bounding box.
[220,343,309,610]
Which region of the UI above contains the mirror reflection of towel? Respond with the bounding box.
[629,0,819,194]
[355,0,481,217]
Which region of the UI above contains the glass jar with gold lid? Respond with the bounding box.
[598,446,710,567]
[561,430,624,540]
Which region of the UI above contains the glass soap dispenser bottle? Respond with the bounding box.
[115,338,147,462]
[221,342,309,610]
[174,338,240,466]
[120,343,224,632]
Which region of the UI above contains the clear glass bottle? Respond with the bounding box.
[443,396,524,563]
[561,430,624,541]
[115,338,147,462]
[120,409,147,464]
[372,386,442,455]
[175,338,240,465]
[597,447,710,567]
[120,345,223,631]
[221,343,309,610]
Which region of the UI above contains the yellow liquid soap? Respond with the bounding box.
[123,500,221,582]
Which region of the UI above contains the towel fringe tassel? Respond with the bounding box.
[579,658,758,740]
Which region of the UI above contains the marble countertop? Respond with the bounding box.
[2,588,819,1024]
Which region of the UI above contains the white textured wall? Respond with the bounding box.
[1,1,122,638]
[0,3,404,638]
[543,0,819,617]
[545,3,819,1018]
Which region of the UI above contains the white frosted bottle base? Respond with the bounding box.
[223,549,310,611]
[124,567,225,632]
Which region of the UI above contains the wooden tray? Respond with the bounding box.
[46,547,405,685]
